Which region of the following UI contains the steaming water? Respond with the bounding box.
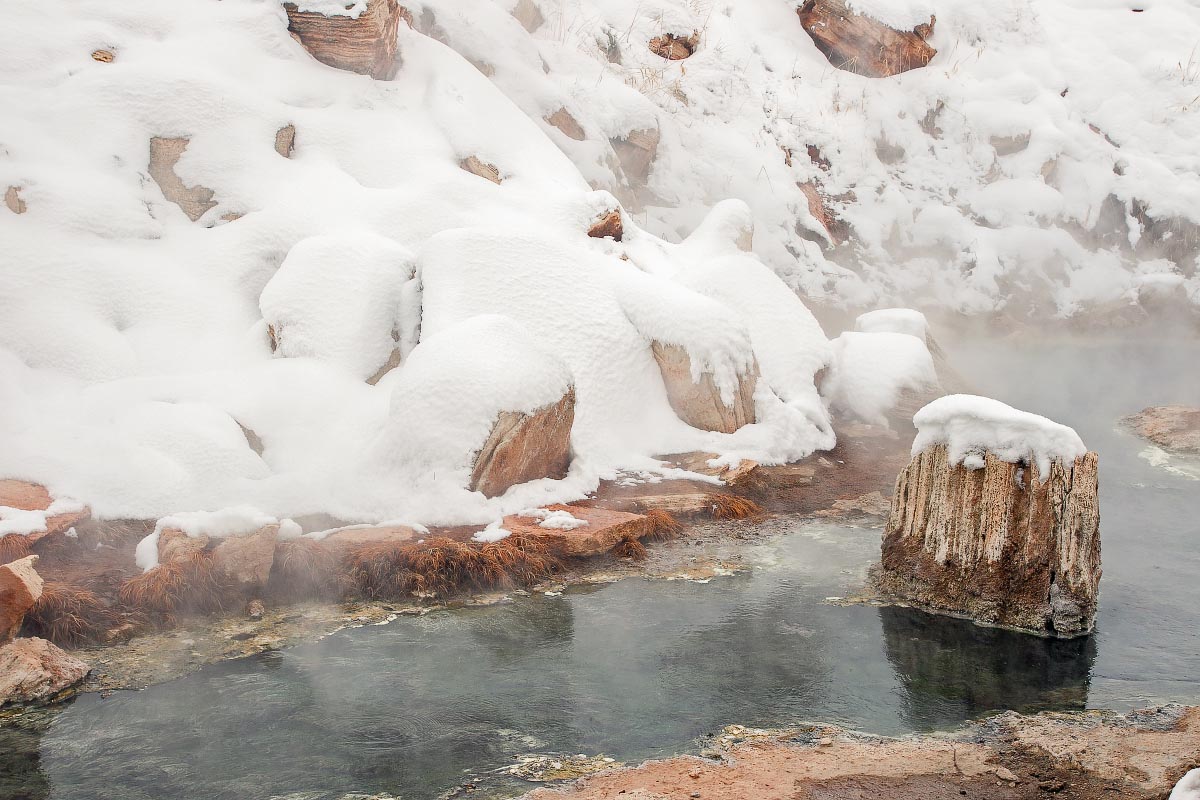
[3,334,1198,800]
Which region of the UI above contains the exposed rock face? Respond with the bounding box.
[0,637,89,706]
[511,0,544,33]
[1122,406,1200,455]
[4,185,26,214]
[283,0,403,80]
[211,525,279,592]
[1,555,43,644]
[470,388,575,498]
[879,444,1101,637]
[500,505,649,556]
[648,31,699,60]
[587,208,623,241]
[651,342,758,434]
[459,155,503,184]
[319,524,417,553]
[545,108,586,141]
[798,182,850,246]
[157,527,209,565]
[797,0,936,78]
[0,480,91,544]
[148,136,217,221]
[610,127,659,187]
[274,124,296,158]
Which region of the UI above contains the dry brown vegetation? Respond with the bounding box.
[0,533,32,563]
[267,538,342,603]
[347,534,560,600]
[117,551,232,622]
[643,509,684,541]
[707,493,764,520]
[611,535,648,561]
[23,584,113,647]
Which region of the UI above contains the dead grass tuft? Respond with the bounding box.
[707,493,764,520]
[346,534,560,601]
[267,539,343,603]
[612,535,648,561]
[643,509,684,541]
[0,534,32,564]
[23,584,113,647]
[117,551,231,619]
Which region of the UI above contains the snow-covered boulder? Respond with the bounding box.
[283,0,406,80]
[650,343,758,434]
[374,315,576,498]
[0,480,90,545]
[821,330,940,428]
[259,232,416,382]
[878,395,1101,637]
[854,309,970,394]
[0,555,43,644]
[797,0,936,79]
[0,636,89,706]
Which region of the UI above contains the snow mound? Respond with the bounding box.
[521,508,590,530]
[259,232,416,380]
[854,308,929,341]
[472,520,512,543]
[823,331,938,426]
[1170,769,1200,800]
[912,394,1088,477]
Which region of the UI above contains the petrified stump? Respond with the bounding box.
[470,388,575,498]
[148,137,217,221]
[878,444,1101,637]
[284,0,403,80]
[797,0,936,78]
[652,343,757,434]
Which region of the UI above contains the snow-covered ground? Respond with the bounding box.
[0,0,1192,530]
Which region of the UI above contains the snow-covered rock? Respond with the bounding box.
[259,232,416,382]
[283,0,405,80]
[650,343,757,434]
[797,0,936,79]
[822,331,939,427]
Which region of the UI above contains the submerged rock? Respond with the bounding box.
[879,442,1101,637]
[1,555,43,644]
[0,636,89,706]
[1122,405,1200,455]
[797,0,936,78]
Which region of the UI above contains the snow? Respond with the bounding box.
[0,498,85,537]
[912,394,1088,477]
[259,232,416,381]
[471,520,512,543]
[854,309,929,341]
[1170,768,1200,800]
[134,507,299,572]
[822,331,938,426]
[520,508,590,530]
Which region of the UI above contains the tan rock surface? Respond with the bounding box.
[4,185,26,214]
[0,555,44,644]
[0,636,89,705]
[211,524,279,591]
[879,444,1101,636]
[651,343,757,433]
[1122,405,1200,455]
[0,479,90,543]
[319,525,418,553]
[545,108,585,141]
[459,155,503,184]
[274,123,296,158]
[500,504,649,557]
[648,30,699,60]
[587,208,623,241]
[148,136,217,221]
[511,0,544,32]
[610,127,659,186]
[284,0,403,80]
[157,527,209,565]
[470,388,575,498]
[797,0,936,78]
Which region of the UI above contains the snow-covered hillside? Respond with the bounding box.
[0,0,1196,530]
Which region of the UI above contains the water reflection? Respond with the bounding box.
[880,606,1095,731]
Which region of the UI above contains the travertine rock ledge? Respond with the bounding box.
[878,443,1101,637]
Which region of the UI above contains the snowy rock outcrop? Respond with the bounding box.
[878,396,1101,637]
[0,555,43,643]
[797,0,937,78]
[284,0,406,80]
[375,315,576,499]
[651,343,758,434]
[259,233,416,382]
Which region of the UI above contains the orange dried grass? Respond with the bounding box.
[23,584,113,647]
[0,533,32,564]
[643,509,684,541]
[611,535,648,561]
[267,538,342,602]
[707,493,764,520]
[117,551,231,618]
